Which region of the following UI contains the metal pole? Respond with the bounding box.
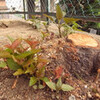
[23,0,26,20]
[46,0,49,23]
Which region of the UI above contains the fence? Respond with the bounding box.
[0,0,100,22]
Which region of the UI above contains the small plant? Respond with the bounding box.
[42,77,74,92]
[28,15,41,29]
[41,31,49,40]
[0,37,48,89]
[44,5,81,37]
[63,19,82,36]
[42,22,49,33]
[42,66,74,92]
[0,37,74,91]
[43,5,63,37]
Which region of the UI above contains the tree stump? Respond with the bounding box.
[41,33,100,78]
[62,33,100,78]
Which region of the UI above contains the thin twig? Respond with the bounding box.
[94,69,100,82]
[12,76,19,89]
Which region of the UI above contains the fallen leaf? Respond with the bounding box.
[55,66,63,79]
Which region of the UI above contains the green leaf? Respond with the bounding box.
[41,31,49,40]
[16,49,41,59]
[38,84,45,89]
[29,76,37,86]
[61,84,74,91]
[0,51,12,58]
[13,69,24,76]
[0,62,7,68]
[56,5,63,20]
[25,65,35,74]
[23,59,34,67]
[31,15,36,19]
[6,58,22,71]
[42,77,56,90]
[72,22,82,31]
[63,18,80,24]
[5,48,13,54]
[33,85,38,90]
[62,11,66,17]
[56,77,62,91]
[45,81,56,90]
[42,22,47,26]
[63,24,74,35]
[41,77,49,82]
[43,14,54,22]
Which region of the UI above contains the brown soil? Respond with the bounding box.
[0,19,41,47]
[0,20,100,100]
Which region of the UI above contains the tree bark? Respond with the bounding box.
[63,44,100,78]
[62,34,100,78]
[42,33,100,78]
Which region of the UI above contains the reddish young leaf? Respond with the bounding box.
[11,38,22,50]
[31,41,39,49]
[25,39,39,49]
[16,46,29,53]
[24,47,29,51]
[55,66,63,79]
[5,44,12,49]
[25,39,32,46]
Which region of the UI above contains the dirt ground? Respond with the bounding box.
[0,20,100,100]
[0,19,42,47]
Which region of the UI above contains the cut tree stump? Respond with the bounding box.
[62,33,100,78]
[68,33,99,48]
[41,33,100,78]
